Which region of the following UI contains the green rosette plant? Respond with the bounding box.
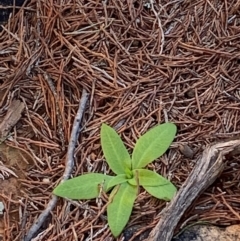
[53,122,177,237]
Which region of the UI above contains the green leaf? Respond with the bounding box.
[143,182,177,201]
[106,174,128,191]
[107,183,138,237]
[101,123,131,174]
[53,173,113,200]
[132,123,177,169]
[128,169,172,187]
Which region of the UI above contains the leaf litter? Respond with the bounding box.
[0,0,240,240]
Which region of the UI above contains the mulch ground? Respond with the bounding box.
[0,0,240,240]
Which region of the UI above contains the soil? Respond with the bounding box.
[0,142,33,241]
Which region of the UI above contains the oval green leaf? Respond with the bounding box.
[143,182,177,201]
[128,169,172,187]
[101,123,131,174]
[132,123,177,169]
[53,173,113,200]
[107,183,138,237]
[106,174,128,191]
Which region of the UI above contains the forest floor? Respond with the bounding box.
[0,1,240,240]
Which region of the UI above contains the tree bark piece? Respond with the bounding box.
[146,140,240,241]
[0,99,24,141]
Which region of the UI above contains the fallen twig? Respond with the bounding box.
[24,89,89,241]
[146,139,240,241]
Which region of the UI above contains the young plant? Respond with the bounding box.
[53,123,177,237]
